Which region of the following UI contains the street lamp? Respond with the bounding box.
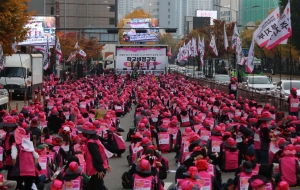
[214,4,260,26]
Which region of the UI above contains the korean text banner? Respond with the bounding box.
[18,16,56,46]
[116,47,167,70]
[122,18,159,42]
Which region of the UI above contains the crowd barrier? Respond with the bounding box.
[174,72,290,114]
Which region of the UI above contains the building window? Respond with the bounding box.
[109,18,115,25]
[168,8,170,12]
[168,2,170,5]
[168,21,170,25]
[168,15,170,18]
[109,5,115,12]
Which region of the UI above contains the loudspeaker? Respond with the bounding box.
[123,68,127,70]
[77,64,84,79]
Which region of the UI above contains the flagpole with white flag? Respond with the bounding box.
[253,7,280,47]
[232,24,239,49]
[43,37,51,70]
[55,37,63,65]
[224,23,228,50]
[0,44,5,70]
[266,0,291,50]
[246,37,255,73]
[209,35,218,57]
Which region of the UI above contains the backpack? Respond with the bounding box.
[122,171,133,189]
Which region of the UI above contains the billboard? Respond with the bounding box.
[19,16,56,46]
[193,17,210,29]
[116,47,167,74]
[122,18,159,42]
[195,10,217,25]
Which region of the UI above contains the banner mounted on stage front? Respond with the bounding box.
[116,47,167,74]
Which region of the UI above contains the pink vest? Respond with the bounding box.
[252,163,260,175]
[86,139,108,176]
[210,135,222,153]
[114,105,123,113]
[113,133,126,150]
[168,127,179,145]
[197,171,212,190]
[289,95,299,112]
[224,149,239,170]
[15,144,36,176]
[79,102,87,113]
[180,136,190,164]
[133,174,153,190]
[180,114,190,127]
[231,83,237,91]
[38,155,50,178]
[4,133,12,166]
[157,132,171,152]
[63,175,82,190]
[280,156,298,186]
[238,172,253,190]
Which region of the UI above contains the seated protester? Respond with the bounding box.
[62,162,90,189]
[258,164,276,189]
[195,159,220,190]
[220,179,234,190]
[233,161,255,190]
[235,145,260,176]
[276,181,290,190]
[177,178,202,190]
[50,179,63,190]
[275,144,300,187]
[11,127,39,190]
[41,127,52,143]
[177,166,200,186]
[101,127,126,157]
[59,127,74,158]
[132,159,157,190]
[0,173,17,190]
[219,137,242,172]
[29,118,42,144]
[248,175,270,190]
[129,148,166,189]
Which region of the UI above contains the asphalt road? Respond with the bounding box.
[104,106,234,190]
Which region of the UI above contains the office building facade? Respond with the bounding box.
[241,0,279,27]
[32,0,117,28]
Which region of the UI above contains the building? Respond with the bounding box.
[118,0,134,20]
[240,0,279,27]
[133,0,145,10]
[32,0,117,28]
[214,0,239,23]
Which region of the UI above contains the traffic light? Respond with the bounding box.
[165,28,177,33]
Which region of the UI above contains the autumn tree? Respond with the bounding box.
[118,9,152,44]
[59,33,104,60]
[159,33,177,54]
[0,0,34,55]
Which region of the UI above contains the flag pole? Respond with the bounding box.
[279,44,282,109]
[289,39,292,88]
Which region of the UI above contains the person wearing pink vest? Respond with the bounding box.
[177,166,202,190]
[277,144,300,186]
[101,127,126,157]
[195,159,220,190]
[11,127,39,189]
[1,116,19,180]
[248,175,270,190]
[233,161,255,190]
[132,159,156,190]
[220,137,240,172]
[77,122,112,190]
[287,87,299,118]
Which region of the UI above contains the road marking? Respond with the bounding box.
[164,182,173,190]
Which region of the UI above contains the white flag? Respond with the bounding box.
[200,37,205,65]
[55,37,63,65]
[232,24,239,49]
[236,37,243,65]
[74,42,79,49]
[43,37,51,70]
[180,42,188,62]
[198,35,201,53]
[224,23,228,50]
[34,46,46,53]
[66,52,77,63]
[187,40,192,56]
[192,37,198,57]
[266,1,292,50]
[0,44,5,70]
[209,35,218,56]
[246,37,255,73]
[78,49,86,58]
[254,7,280,47]
[11,42,17,53]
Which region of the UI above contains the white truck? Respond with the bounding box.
[0,53,43,98]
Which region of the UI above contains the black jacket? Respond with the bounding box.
[87,134,107,173]
[47,115,63,133]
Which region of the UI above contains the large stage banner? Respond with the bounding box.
[116,47,167,73]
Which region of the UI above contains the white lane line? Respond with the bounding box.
[164,182,173,190]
